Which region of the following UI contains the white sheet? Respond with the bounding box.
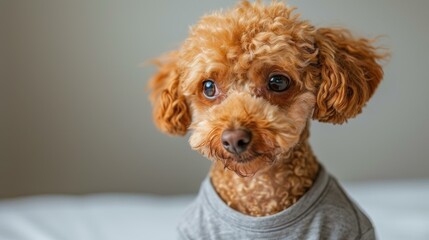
[0,195,192,240]
[344,180,429,240]
[0,180,428,240]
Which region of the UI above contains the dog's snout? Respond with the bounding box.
[221,129,252,155]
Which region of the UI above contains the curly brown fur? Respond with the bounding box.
[210,125,319,216]
[148,1,385,216]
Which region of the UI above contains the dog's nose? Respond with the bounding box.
[221,129,252,155]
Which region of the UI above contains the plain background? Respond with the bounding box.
[1,0,428,198]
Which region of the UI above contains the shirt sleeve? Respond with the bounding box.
[360,228,376,240]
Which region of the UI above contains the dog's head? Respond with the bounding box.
[149,1,385,176]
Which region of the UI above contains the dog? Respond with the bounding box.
[149,1,385,239]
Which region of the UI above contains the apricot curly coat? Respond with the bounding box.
[149,1,385,216]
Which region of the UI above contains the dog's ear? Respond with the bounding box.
[312,28,385,124]
[148,51,191,135]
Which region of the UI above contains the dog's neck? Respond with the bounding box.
[210,126,320,216]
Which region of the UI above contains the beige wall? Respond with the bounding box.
[1,0,429,198]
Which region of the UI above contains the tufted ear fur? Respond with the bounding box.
[148,51,191,135]
[312,28,385,124]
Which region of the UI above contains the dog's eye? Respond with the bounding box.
[268,74,291,92]
[202,80,218,99]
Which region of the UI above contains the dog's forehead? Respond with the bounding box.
[179,3,316,88]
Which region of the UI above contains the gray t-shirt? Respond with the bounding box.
[177,167,376,240]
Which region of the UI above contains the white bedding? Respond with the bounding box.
[0,180,428,240]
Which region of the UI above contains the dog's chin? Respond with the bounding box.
[211,152,275,177]
[234,154,261,164]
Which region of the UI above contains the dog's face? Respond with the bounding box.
[149,1,384,176]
